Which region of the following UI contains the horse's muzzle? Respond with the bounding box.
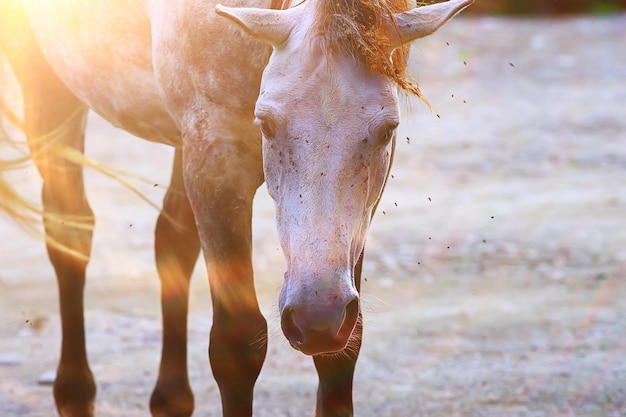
[280,296,359,356]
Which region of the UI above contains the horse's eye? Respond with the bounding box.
[375,122,398,146]
[256,117,277,139]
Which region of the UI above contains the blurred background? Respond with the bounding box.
[431,0,626,15]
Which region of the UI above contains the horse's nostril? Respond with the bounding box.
[338,298,359,338]
[281,308,304,346]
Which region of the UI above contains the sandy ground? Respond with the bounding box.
[1,14,626,417]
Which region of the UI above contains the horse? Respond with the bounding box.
[0,0,472,416]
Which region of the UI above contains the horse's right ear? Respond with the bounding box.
[389,0,474,47]
[215,4,300,46]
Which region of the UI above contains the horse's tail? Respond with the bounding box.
[0,1,166,256]
[0,26,41,234]
[0,0,72,243]
[0,61,162,259]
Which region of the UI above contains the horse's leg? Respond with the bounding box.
[149,149,201,417]
[313,251,365,417]
[40,105,96,417]
[181,127,267,417]
[26,94,95,417]
[1,7,96,416]
[19,69,95,417]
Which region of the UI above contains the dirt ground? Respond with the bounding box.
[1,14,625,417]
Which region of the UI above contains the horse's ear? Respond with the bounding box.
[215,4,299,46]
[390,0,473,47]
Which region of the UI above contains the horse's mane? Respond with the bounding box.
[311,0,429,103]
[270,0,294,10]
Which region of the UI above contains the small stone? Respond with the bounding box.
[38,371,57,386]
[0,356,20,366]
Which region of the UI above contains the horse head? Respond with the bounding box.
[216,0,472,356]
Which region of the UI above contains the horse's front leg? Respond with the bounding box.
[313,251,365,417]
[182,129,267,417]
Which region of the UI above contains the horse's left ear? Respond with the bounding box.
[215,4,301,46]
[390,0,473,47]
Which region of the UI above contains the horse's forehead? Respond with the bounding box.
[263,40,393,112]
